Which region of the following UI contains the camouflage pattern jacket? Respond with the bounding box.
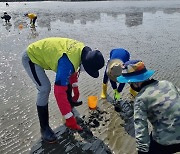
[134,80,180,152]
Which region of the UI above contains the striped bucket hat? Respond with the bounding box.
[117,60,155,83]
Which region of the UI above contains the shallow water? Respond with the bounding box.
[0,1,180,154]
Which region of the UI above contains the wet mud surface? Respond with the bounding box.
[0,1,180,154]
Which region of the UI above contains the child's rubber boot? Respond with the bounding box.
[100,83,107,99]
[129,87,138,97]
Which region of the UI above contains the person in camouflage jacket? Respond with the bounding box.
[117,60,180,154]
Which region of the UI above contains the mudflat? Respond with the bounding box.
[0,1,180,154]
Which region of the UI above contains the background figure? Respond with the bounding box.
[1,12,11,24]
[117,60,180,154]
[101,48,137,101]
[24,13,37,28]
[6,3,9,7]
[22,37,104,144]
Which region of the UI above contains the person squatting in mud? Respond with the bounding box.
[117,60,180,154]
[100,48,137,115]
[22,37,105,143]
[101,48,138,100]
[1,12,11,24]
[24,13,37,28]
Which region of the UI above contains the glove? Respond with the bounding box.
[67,85,82,107]
[54,85,82,131]
[54,85,72,116]
[72,86,79,102]
[69,72,80,102]
[114,89,121,101]
[70,101,83,107]
[65,116,82,130]
[69,72,78,84]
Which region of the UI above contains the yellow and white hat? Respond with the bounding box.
[107,59,123,82]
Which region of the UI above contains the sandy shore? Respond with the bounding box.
[0,1,180,154]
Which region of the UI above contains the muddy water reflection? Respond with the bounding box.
[0,1,180,154]
[36,7,180,29]
[125,12,143,27]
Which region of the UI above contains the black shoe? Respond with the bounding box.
[70,101,83,107]
[41,126,57,143]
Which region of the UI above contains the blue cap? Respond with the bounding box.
[81,46,105,78]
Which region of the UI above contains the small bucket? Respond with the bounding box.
[88,96,98,110]
[18,24,23,30]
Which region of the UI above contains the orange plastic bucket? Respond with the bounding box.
[19,24,23,29]
[88,96,98,110]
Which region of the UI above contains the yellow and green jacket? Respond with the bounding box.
[27,13,37,19]
[27,37,85,85]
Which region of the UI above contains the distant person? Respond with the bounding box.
[24,13,37,28]
[6,3,9,7]
[22,37,104,143]
[1,12,11,24]
[117,60,180,154]
[100,48,138,100]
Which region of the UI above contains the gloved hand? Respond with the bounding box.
[69,72,78,84]
[54,85,82,131]
[72,86,79,102]
[65,116,82,131]
[69,72,80,102]
[70,101,83,107]
[114,89,121,101]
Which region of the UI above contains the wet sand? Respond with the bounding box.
[0,1,180,154]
